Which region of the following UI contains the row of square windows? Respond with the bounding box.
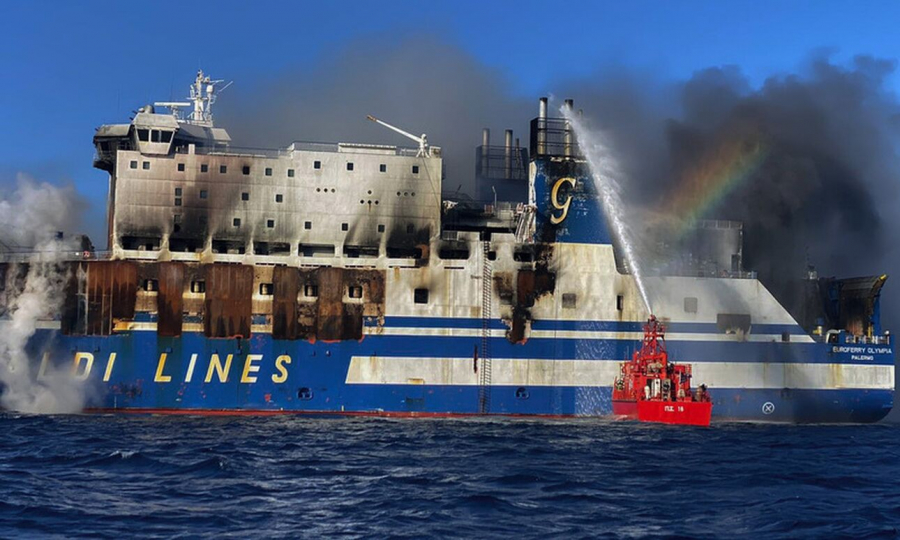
[173,214,413,234]
[145,278,431,303]
[130,160,420,175]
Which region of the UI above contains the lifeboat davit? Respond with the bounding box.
[612,315,712,426]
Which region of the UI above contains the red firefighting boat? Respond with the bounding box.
[612,315,712,426]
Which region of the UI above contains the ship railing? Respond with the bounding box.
[0,250,113,264]
[173,141,435,159]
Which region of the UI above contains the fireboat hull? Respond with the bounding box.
[613,400,712,426]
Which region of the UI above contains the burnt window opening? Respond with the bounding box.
[219,165,227,174]
[173,214,181,224]
[487,251,497,261]
[348,285,363,299]
[313,161,321,170]
[259,283,274,296]
[562,293,577,309]
[616,295,624,312]
[513,251,534,263]
[341,223,349,231]
[233,218,241,227]
[191,280,206,294]
[129,160,137,169]
[267,219,275,228]
[414,288,429,304]
[379,164,387,173]
[177,163,185,172]
[99,141,109,152]
[304,284,319,297]
[287,168,295,178]
[717,313,752,334]
[346,162,354,171]
[438,248,469,260]
[298,387,313,400]
[175,187,183,196]
[684,297,698,314]
[241,192,249,201]
[174,198,182,207]
[412,165,419,174]
[200,164,209,173]
[137,129,149,142]
[142,161,150,170]
[242,165,251,175]
[782,331,791,343]
[275,194,284,203]
[200,190,208,199]
[406,224,415,234]
[377,224,385,233]
[265,167,272,176]
[515,387,530,399]
[304,221,312,230]
[142,279,158,292]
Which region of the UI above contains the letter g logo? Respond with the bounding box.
[550,177,576,225]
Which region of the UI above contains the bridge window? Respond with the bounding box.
[160,131,172,143]
[562,293,577,309]
[137,129,149,142]
[684,297,698,313]
[414,288,428,304]
[151,130,160,142]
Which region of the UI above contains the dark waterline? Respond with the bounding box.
[0,414,898,538]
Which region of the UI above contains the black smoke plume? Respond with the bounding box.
[217,37,900,327]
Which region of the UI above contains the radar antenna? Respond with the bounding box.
[186,70,232,126]
[366,115,430,157]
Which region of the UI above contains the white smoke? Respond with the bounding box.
[0,174,88,414]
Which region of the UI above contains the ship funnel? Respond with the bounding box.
[563,99,574,158]
[505,129,514,178]
[537,97,549,155]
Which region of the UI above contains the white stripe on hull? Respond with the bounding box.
[345,356,894,390]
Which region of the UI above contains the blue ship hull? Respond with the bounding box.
[28,317,894,423]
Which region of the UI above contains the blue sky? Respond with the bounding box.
[1,0,899,241]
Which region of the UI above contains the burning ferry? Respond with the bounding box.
[2,71,893,421]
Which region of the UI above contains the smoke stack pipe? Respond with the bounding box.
[480,128,490,177]
[537,97,548,155]
[564,98,574,158]
[505,129,513,178]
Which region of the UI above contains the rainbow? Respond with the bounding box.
[661,138,769,238]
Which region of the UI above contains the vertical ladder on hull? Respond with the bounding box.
[479,240,493,414]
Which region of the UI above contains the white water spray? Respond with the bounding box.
[562,109,652,313]
[0,175,88,414]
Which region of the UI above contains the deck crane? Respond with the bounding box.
[366,115,430,157]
